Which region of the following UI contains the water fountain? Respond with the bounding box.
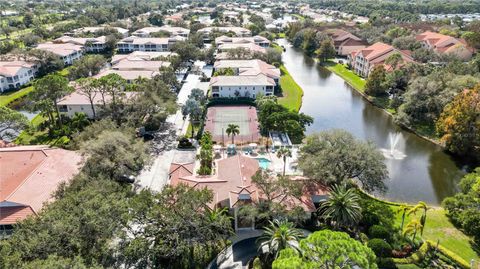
[381,133,407,160]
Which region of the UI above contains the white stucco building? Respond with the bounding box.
[57,90,137,119]
[35,42,84,65]
[116,36,184,53]
[55,36,108,53]
[210,74,275,98]
[0,61,38,92]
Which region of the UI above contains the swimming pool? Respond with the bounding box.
[255,157,271,170]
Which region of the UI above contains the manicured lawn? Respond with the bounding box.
[324,62,366,92]
[391,205,479,264]
[278,65,303,112]
[0,86,34,107]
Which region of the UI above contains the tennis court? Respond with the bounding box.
[204,106,260,144]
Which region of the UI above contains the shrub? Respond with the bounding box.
[368,238,393,258]
[377,258,397,269]
[177,136,193,148]
[369,225,391,241]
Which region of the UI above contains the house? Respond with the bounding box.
[132,26,190,38]
[169,154,325,230]
[326,29,366,56]
[216,43,267,60]
[116,36,184,53]
[111,51,177,64]
[94,69,159,83]
[210,74,275,98]
[67,26,129,38]
[416,31,474,61]
[111,57,170,72]
[0,146,82,232]
[348,42,414,77]
[213,59,280,85]
[198,26,252,41]
[35,42,84,65]
[54,36,108,53]
[215,35,271,48]
[0,61,38,92]
[57,89,138,118]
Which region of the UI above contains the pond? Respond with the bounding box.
[277,39,465,205]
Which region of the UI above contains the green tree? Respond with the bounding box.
[403,219,423,242]
[272,230,377,269]
[118,185,233,268]
[31,74,72,127]
[181,98,202,138]
[197,132,213,175]
[81,130,150,181]
[148,13,164,26]
[298,130,388,193]
[365,65,387,96]
[407,201,429,236]
[318,185,362,230]
[436,84,480,162]
[316,39,336,63]
[276,147,292,176]
[226,123,240,144]
[27,49,64,76]
[76,78,99,119]
[257,219,304,260]
[0,107,29,140]
[68,54,106,80]
[213,67,235,76]
[442,168,480,246]
[385,53,403,70]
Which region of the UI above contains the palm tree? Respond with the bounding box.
[70,112,90,132]
[256,219,304,259]
[408,201,428,235]
[226,124,240,144]
[276,147,292,176]
[318,185,362,230]
[396,204,410,231]
[403,219,423,242]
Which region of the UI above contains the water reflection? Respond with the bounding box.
[278,39,464,204]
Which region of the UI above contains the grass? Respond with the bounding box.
[15,114,70,146]
[324,61,366,92]
[0,86,34,107]
[390,205,479,264]
[278,65,304,112]
[292,14,305,21]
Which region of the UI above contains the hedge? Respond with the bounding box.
[392,240,470,269]
[207,97,256,107]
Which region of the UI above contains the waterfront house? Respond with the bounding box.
[348,42,414,77]
[326,29,366,56]
[213,59,280,85]
[210,74,275,98]
[215,35,271,48]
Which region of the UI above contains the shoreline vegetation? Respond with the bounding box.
[323,61,444,147]
[278,65,304,112]
[360,191,478,266]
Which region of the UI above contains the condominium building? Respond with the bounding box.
[326,29,366,56]
[55,36,108,53]
[215,35,270,47]
[116,36,184,53]
[416,31,474,61]
[210,74,275,98]
[35,42,84,65]
[213,59,280,85]
[0,61,38,92]
[132,26,190,38]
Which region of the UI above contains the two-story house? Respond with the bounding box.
[0,61,38,92]
[54,36,108,53]
[210,74,275,98]
[116,36,184,53]
[327,29,367,56]
[213,59,280,85]
[35,42,84,65]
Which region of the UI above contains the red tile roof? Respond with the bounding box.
[0,146,82,224]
